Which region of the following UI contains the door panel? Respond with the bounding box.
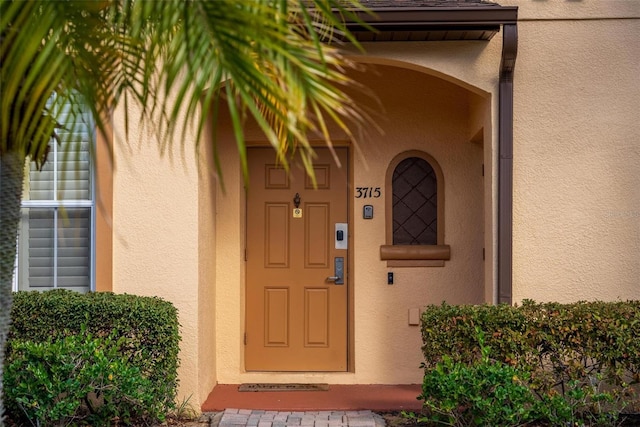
[265,288,289,346]
[305,204,330,267]
[305,288,329,347]
[246,147,348,371]
[265,204,289,267]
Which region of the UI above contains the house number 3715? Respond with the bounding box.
[355,187,381,198]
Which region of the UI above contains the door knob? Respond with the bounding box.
[326,276,340,282]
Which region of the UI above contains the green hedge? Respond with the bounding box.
[5,331,164,425]
[6,290,180,420]
[421,300,640,394]
[418,301,640,425]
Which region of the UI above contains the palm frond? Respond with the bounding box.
[130,0,373,179]
[2,0,373,180]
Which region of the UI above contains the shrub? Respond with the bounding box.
[419,330,542,426]
[4,330,163,426]
[422,301,640,388]
[5,290,181,424]
[420,301,639,425]
[419,328,630,426]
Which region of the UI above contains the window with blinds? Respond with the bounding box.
[16,100,94,292]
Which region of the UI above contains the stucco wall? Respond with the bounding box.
[352,2,640,305]
[107,0,639,406]
[111,104,217,404]
[347,65,487,382]
[197,123,218,403]
[503,2,640,302]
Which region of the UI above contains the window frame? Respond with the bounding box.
[14,105,96,292]
[380,150,450,267]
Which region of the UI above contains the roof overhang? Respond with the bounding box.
[345,5,518,41]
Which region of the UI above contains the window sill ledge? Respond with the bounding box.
[380,245,450,267]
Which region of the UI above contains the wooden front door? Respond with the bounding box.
[245,147,349,371]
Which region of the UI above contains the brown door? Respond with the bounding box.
[245,147,349,371]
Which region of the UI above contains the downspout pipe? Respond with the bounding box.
[498,22,518,304]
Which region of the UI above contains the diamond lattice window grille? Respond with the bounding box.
[392,157,437,245]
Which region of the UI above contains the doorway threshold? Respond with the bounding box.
[202,384,423,412]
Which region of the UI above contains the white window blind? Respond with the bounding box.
[17,99,94,292]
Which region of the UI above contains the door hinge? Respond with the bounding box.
[244,249,247,262]
[483,248,485,260]
[244,333,247,345]
[482,164,485,177]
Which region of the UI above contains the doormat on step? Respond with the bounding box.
[238,383,330,392]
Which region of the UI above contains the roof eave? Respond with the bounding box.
[344,6,518,41]
[348,6,518,25]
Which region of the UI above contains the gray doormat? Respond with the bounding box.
[238,383,330,392]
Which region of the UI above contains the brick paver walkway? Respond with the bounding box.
[213,409,386,427]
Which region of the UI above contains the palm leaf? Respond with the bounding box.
[2,1,374,419]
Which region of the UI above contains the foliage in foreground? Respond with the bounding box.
[418,301,640,426]
[4,290,180,426]
[5,331,161,426]
[1,0,369,420]
[417,329,631,426]
[419,331,540,426]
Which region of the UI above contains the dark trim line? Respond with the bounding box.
[346,7,518,28]
[350,23,502,31]
[498,23,517,304]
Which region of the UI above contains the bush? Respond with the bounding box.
[419,328,631,426]
[420,301,640,425]
[422,301,640,388]
[5,290,181,424]
[419,330,542,426]
[4,330,163,426]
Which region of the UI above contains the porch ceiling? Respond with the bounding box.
[343,0,517,42]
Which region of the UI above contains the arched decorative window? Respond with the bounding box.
[381,150,450,267]
[392,157,438,245]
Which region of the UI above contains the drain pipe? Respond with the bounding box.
[498,22,518,304]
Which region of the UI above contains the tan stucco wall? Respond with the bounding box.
[346,44,502,303]
[110,105,217,405]
[197,124,218,403]
[501,1,640,302]
[108,0,639,407]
